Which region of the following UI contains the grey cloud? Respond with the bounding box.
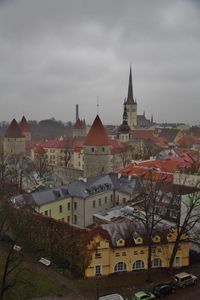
[0,0,199,125]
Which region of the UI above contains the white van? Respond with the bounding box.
[98,294,126,300]
[174,272,197,288]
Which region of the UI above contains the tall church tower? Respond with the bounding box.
[125,66,137,129]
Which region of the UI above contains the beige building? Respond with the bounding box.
[85,222,189,277]
[31,116,130,182]
[14,173,140,227]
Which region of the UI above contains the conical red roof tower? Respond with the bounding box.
[84,115,110,146]
[4,119,24,138]
[19,116,31,133]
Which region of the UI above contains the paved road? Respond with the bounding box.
[162,284,200,300]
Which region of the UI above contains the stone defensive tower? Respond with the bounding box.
[83,115,112,178]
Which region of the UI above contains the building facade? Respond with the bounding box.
[85,223,189,277]
[13,173,141,227]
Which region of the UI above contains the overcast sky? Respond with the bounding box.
[0,0,200,125]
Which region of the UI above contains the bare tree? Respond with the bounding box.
[33,147,50,179]
[62,143,73,168]
[131,170,168,281]
[119,144,134,168]
[0,203,31,300]
[168,187,200,272]
[0,241,24,300]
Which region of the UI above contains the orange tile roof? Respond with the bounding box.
[4,118,24,138]
[19,116,31,133]
[84,115,110,146]
[117,156,194,183]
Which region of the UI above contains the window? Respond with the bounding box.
[122,252,126,256]
[152,258,162,268]
[134,251,138,255]
[67,216,70,223]
[114,262,127,272]
[74,202,77,210]
[74,215,77,224]
[110,194,113,202]
[95,253,102,259]
[95,265,101,276]
[44,210,48,216]
[102,147,105,152]
[99,198,101,206]
[177,244,181,251]
[115,253,120,257]
[174,256,181,267]
[91,147,94,152]
[67,202,70,210]
[93,200,96,208]
[105,196,107,204]
[59,205,62,213]
[140,250,144,254]
[133,260,145,270]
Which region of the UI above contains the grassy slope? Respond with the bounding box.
[0,246,69,300]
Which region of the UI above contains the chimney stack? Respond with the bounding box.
[76,104,79,122]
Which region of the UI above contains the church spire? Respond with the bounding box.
[127,65,134,104]
[123,102,128,124]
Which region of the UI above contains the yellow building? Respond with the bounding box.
[85,222,189,277]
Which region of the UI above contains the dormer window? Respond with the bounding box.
[152,235,161,243]
[116,238,125,247]
[133,237,143,245]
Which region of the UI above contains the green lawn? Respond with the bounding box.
[0,246,69,300]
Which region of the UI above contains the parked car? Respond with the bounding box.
[98,294,127,300]
[152,282,175,298]
[132,291,155,300]
[174,272,197,288]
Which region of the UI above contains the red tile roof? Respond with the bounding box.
[34,145,46,154]
[109,138,125,154]
[131,130,155,140]
[177,135,200,148]
[131,130,167,147]
[84,115,110,146]
[117,156,195,183]
[35,137,85,151]
[4,119,24,138]
[74,118,86,129]
[19,116,31,133]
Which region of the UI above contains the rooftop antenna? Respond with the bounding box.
[97,96,99,115]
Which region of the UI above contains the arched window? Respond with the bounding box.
[152,258,162,268]
[114,262,127,272]
[133,260,145,270]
